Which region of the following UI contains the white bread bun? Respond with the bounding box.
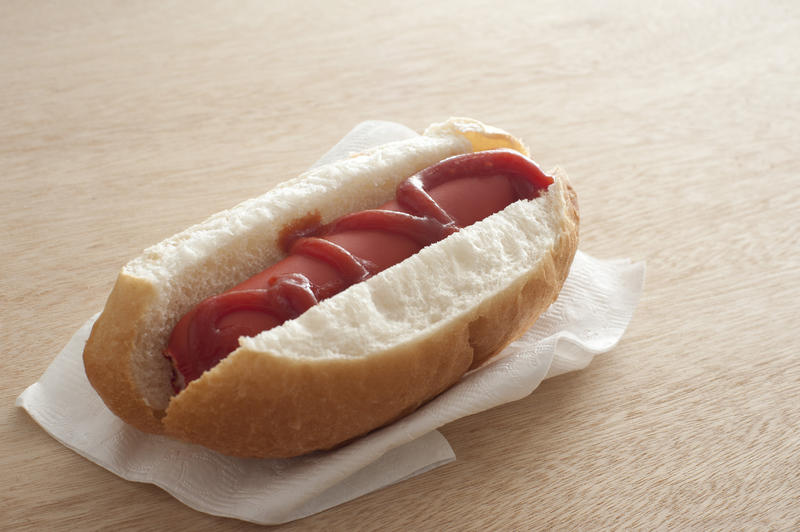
[83,118,579,458]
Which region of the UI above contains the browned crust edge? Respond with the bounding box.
[163,322,475,457]
[83,276,165,434]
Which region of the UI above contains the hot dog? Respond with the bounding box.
[83,118,579,458]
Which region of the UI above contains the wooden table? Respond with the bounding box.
[3,1,798,529]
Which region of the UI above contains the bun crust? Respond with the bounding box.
[83,118,579,457]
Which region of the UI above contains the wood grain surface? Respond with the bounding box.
[2,1,798,530]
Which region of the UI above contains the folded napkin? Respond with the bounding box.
[17,121,645,525]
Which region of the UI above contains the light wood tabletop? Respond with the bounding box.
[3,1,798,530]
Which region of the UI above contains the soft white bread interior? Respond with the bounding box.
[83,118,579,457]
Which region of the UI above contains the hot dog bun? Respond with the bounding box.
[83,118,579,458]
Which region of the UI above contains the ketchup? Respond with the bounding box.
[165,149,553,390]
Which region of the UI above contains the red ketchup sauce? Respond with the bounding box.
[165,149,553,391]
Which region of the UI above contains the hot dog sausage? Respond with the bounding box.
[165,149,553,388]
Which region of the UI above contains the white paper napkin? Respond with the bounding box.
[17,121,645,525]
